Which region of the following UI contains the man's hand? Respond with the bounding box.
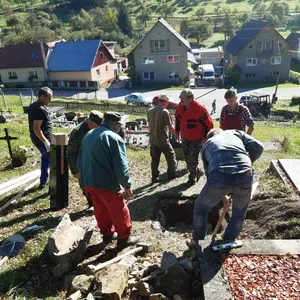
[123,187,132,200]
[73,173,80,180]
[44,140,51,152]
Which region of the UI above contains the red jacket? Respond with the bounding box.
[175,100,213,141]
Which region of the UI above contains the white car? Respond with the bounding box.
[125,93,152,106]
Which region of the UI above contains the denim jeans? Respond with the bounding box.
[37,145,50,185]
[193,170,253,241]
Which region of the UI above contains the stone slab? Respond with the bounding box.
[201,239,300,255]
[278,159,300,192]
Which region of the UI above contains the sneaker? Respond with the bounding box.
[186,238,198,248]
[102,232,118,246]
[37,184,46,191]
[196,169,204,182]
[117,236,140,250]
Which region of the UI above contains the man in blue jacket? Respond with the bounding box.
[77,112,139,250]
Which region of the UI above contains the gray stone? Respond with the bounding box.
[119,254,137,270]
[86,293,95,300]
[160,252,178,273]
[155,265,191,298]
[278,159,300,193]
[138,282,153,297]
[179,257,193,274]
[67,290,82,300]
[69,274,94,295]
[151,221,162,230]
[48,214,94,276]
[95,263,129,300]
[149,293,168,300]
[0,115,6,123]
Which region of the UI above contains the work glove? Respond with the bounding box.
[44,140,51,152]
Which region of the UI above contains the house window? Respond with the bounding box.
[278,41,283,48]
[8,71,17,79]
[28,71,38,78]
[150,39,170,53]
[246,58,257,66]
[96,69,100,77]
[142,57,154,64]
[257,40,273,52]
[168,71,179,78]
[270,72,279,76]
[105,66,108,73]
[143,72,154,80]
[271,56,281,65]
[245,73,255,78]
[100,53,104,60]
[167,55,180,63]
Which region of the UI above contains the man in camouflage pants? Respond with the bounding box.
[66,110,103,207]
[175,89,214,186]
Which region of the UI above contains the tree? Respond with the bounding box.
[226,64,241,85]
[137,5,151,29]
[221,8,236,39]
[118,1,132,36]
[6,15,20,30]
[158,3,173,19]
[189,21,213,45]
[180,19,190,38]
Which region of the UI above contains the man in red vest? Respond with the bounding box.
[175,89,214,185]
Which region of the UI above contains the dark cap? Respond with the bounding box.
[104,111,124,125]
[88,110,103,125]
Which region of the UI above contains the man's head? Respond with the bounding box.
[207,128,223,139]
[179,89,194,107]
[103,111,124,133]
[38,86,53,106]
[224,87,238,108]
[87,110,103,129]
[158,94,169,108]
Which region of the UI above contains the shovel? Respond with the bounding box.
[0,234,25,266]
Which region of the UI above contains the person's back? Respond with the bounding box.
[148,106,170,144]
[79,125,130,192]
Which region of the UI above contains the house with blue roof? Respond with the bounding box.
[47,39,115,90]
[226,19,293,82]
[131,17,196,85]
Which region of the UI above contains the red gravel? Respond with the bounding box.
[224,255,300,300]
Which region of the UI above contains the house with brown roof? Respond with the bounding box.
[131,17,196,85]
[0,42,50,88]
[226,20,293,82]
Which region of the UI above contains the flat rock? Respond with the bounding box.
[138,282,153,297]
[119,255,137,270]
[149,293,168,300]
[278,159,300,193]
[69,274,94,296]
[67,290,82,300]
[155,265,191,298]
[160,252,178,273]
[86,293,95,300]
[95,263,129,300]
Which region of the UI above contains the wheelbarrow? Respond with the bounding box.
[170,138,185,167]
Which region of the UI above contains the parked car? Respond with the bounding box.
[152,95,179,109]
[125,93,152,106]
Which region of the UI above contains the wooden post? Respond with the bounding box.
[49,133,69,210]
[0,128,17,159]
[1,93,8,111]
[19,92,24,106]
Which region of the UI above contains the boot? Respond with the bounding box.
[102,232,118,245]
[117,236,140,250]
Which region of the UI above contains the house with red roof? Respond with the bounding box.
[0,42,50,88]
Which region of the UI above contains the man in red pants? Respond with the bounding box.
[77,112,139,250]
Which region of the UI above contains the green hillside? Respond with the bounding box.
[0,0,299,54]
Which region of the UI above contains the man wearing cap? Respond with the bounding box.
[28,86,53,190]
[77,112,139,250]
[147,94,177,183]
[66,110,103,207]
[175,89,214,185]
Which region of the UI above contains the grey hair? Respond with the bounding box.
[207,128,223,139]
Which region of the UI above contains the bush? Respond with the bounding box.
[226,64,241,85]
[291,96,300,106]
[11,146,27,168]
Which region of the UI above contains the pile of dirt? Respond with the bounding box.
[240,192,300,239]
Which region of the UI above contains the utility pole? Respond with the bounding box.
[222,34,227,87]
[39,38,50,87]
